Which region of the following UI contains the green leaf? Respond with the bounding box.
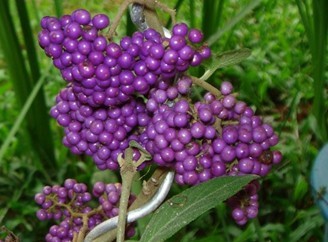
[200,48,251,81]
[202,0,225,40]
[207,0,262,46]
[288,211,324,242]
[0,67,49,166]
[296,0,328,143]
[139,175,257,242]
[293,175,309,202]
[54,0,63,17]
[0,1,56,170]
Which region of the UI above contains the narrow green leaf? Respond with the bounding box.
[293,175,309,202]
[207,0,261,46]
[311,0,328,143]
[295,0,314,53]
[0,1,31,106]
[288,212,324,242]
[296,0,328,143]
[126,10,137,36]
[140,175,257,242]
[166,0,185,28]
[0,1,56,170]
[188,0,195,28]
[0,67,50,165]
[200,48,251,81]
[202,0,225,39]
[14,0,56,164]
[54,0,63,17]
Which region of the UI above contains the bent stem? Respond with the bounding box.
[190,76,222,97]
[117,158,135,242]
[116,142,151,242]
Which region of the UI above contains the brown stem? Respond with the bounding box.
[190,76,222,97]
[115,143,151,242]
[76,215,89,242]
[107,0,131,39]
[117,167,136,242]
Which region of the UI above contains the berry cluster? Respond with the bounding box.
[35,179,135,241]
[50,86,149,170]
[38,10,210,108]
[137,78,282,224]
[141,79,282,186]
[38,7,282,230]
[39,9,210,171]
[228,181,260,225]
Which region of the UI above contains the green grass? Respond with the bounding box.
[0,0,327,241]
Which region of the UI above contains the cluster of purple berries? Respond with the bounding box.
[228,181,260,225]
[38,8,282,229]
[34,179,135,241]
[50,86,150,170]
[137,79,282,224]
[39,9,210,170]
[38,9,210,108]
[140,79,282,186]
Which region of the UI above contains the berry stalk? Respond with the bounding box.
[117,167,135,242]
[116,142,151,242]
[92,168,170,242]
[190,76,222,97]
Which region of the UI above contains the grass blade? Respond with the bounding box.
[126,10,137,36]
[297,0,328,142]
[207,0,262,46]
[0,1,56,170]
[311,0,328,142]
[188,0,195,28]
[54,0,63,17]
[0,66,50,166]
[0,1,31,106]
[15,0,56,165]
[202,0,225,39]
[295,0,314,53]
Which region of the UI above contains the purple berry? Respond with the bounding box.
[92,14,110,30]
[188,29,204,43]
[72,9,91,25]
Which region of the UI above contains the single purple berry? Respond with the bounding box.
[188,28,204,43]
[172,23,189,37]
[92,14,110,30]
[220,81,233,95]
[72,9,91,25]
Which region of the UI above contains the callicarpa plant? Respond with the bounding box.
[34,0,282,241]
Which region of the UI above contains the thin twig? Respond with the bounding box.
[190,76,222,97]
[116,143,152,242]
[88,168,171,242]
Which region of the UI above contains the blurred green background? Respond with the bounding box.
[0,0,327,241]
